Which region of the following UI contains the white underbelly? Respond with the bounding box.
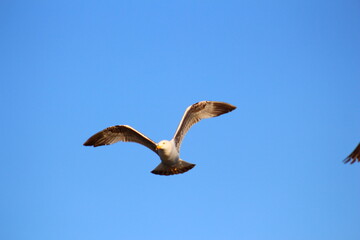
[159,152,179,166]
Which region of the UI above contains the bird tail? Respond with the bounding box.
[151,159,195,176]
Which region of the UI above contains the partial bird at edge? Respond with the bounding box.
[343,143,360,164]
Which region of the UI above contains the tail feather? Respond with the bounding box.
[151,159,195,176]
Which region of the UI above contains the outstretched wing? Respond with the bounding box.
[172,101,236,151]
[83,125,158,154]
[343,143,360,164]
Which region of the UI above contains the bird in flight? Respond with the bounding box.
[84,101,236,175]
[343,143,360,164]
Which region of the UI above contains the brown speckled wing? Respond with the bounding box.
[83,125,158,154]
[172,101,236,151]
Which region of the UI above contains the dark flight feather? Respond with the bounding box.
[343,143,360,164]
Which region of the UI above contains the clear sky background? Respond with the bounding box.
[1,1,359,239]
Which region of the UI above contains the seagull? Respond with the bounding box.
[83,101,236,175]
[343,143,360,164]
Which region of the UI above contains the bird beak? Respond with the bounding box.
[156,145,162,150]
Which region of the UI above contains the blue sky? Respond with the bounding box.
[1,0,360,239]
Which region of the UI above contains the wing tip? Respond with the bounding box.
[83,140,96,147]
[343,157,353,164]
[83,142,94,147]
[343,143,360,164]
[211,101,237,115]
[343,157,358,164]
[83,135,106,147]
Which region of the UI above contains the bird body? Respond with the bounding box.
[151,139,196,175]
[156,140,178,165]
[84,101,236,175]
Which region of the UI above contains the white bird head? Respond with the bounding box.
[156,140,171,151]
[156,140,179,162]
